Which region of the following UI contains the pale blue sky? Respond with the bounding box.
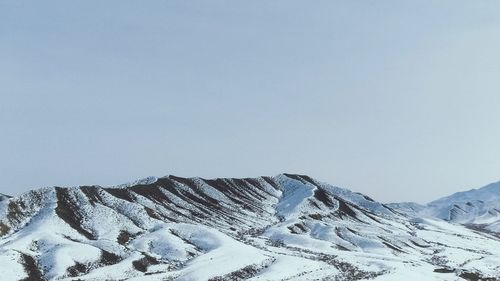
[1,1,500,203]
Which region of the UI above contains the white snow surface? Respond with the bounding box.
[0,174,499,280]
[410,181,500,235]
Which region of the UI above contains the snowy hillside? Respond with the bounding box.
[422,181,500,234]
[0,174,499,280]
[0,193,11,202]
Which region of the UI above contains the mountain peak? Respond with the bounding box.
[0,174,499,280]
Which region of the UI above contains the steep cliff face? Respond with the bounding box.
[0,174,499,281]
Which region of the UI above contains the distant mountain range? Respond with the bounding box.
[0,174,498,280]
[424,181,500,233]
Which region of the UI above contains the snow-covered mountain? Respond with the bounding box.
[419,181,500,234]
[0,193,11,202]
[0,174,499,280]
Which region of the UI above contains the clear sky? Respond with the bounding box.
[1,1,500,203]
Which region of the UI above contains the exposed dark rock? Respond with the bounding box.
[0,222,10,236]
[433,268,454,273]
[103,188,135,202]
[335,198,358,219]
[313,188,335,208]
[459,271,498,281]
[66,262,88,277]
[117,230,132,245]
[100,250,122,266]
[54,187,94,240]
[132,254,160,272]
[19,253,44,281]
[309,213,323,220]
[288,223,308,234]
[80,186,103,206]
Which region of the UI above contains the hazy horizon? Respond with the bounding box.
[1,1,500,203]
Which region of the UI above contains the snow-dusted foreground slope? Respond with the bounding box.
[0,174,499,280]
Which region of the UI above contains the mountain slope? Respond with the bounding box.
[422,181,500,234]
[0,193,11,201]
[0,174,499,280]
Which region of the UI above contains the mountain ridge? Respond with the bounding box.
[409,181,500,234]
[0,173,499,280]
